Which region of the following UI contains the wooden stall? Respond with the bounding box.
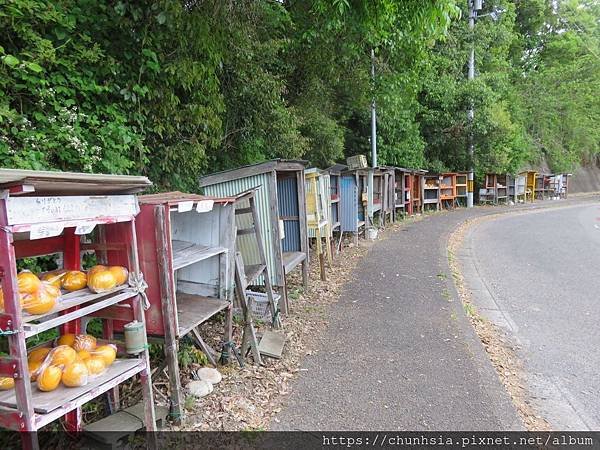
[340,168,368,244]
[483,173,510,205]
[520,170,537,202]
[0,169,156,447]
[455,172,468,206]
[410,170,427,214]
[377,166,396,225]
[326,164,344,239]
[535,173,552,200]
[440,173,457,209]
[422,174,442,211]
[199,160,309,308]
[305,168,332,280]
[393,167,409,217]
[129,191,238,420]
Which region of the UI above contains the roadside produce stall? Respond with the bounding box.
[199,160,309,309]
[377,166,396,225]
[0,169,156,448]
[340,168,368,244]
[326,164,344,241]
[520,170,537,202]
[440,173,457,209]
[410,170,427,214]
[455,172,468,206]
[422,174,442,211]
[305,168,333,280]
[129,191,239,420]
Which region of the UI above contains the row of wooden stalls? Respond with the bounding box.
[480,171,571,204]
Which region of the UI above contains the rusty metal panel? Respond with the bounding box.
[201,174,278,286]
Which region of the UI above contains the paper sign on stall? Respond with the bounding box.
[75,223,97,235]
[30,224,64,240]
[196,200,214,213]
[177,201,194,212]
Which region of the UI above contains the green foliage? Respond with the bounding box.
[0,0,596,185]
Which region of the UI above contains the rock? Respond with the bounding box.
[187,380,213,398]
[197,367,222,385]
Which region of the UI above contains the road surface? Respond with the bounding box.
[461,202,600,430]
[273,208,521,430]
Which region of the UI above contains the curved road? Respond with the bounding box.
[461,203,600,430]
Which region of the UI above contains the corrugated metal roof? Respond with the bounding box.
[0,168,151,195]
[199,159,307,187]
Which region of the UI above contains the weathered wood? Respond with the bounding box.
[266,170,285,287]
[176,293,229,337]
[129,218,157,440]
[234,252,262,365]
[282,251,306,273]
[190,327,218,366]
[258,330,286,359]
[0,359,143,414]
[155,205,183,423]
[296,170,309,290]
[171,239,227,270]
[6,195,138,226]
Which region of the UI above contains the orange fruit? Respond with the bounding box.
[61,271,87,292]
[28,347,51,364]
[87,265,107,277]
[37,365,62,392]
[93,344,117,366]
[22,285,58,315]
[87,270,117,293]
[50,345,77,367]
[56,333,76,347]
[85,357,106,376]
[0,377,15,390]
[41,270,67,289]
[108,266,128,286]
[62,361,89,387]
[28,360,42,381]
[77,350,91,361]
[17,272,41,295]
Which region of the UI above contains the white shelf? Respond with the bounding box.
[21,286,138,338]
[0,359,145,429]
[171,240,227,270]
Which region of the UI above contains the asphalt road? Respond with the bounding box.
[461,203,600,430]
[273,208,522,431]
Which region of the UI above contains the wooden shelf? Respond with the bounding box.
[0,359,144,429]
[21,286,138,338]
[282,251,306,273]
[176,292,229,337]
[244,264,266,286]
[171,239,227,270]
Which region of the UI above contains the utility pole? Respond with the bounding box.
[371,48,377,168]
[467,0,482,208]
[368,48,377,225]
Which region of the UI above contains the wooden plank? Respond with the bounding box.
[176,293,229,337]
[6,195,139,226]
[0,359,143,414]
[258,331,286,359]
[171,240,227,270]
[266,171,284,287]
[199,161,278,186]
[155,205,183,423]
[282,251,306,273]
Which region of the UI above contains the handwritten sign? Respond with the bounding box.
[30,224,64,240]
[75,223,97,235]
[177,201,194,213]
[196,200,214,213]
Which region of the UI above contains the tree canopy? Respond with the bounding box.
[0,1,597,190]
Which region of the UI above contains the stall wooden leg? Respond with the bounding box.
[301,259,309,291]
[191,327,218,367]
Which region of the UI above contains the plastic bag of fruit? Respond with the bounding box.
[21,282,61,316]
[87,265,128,293]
